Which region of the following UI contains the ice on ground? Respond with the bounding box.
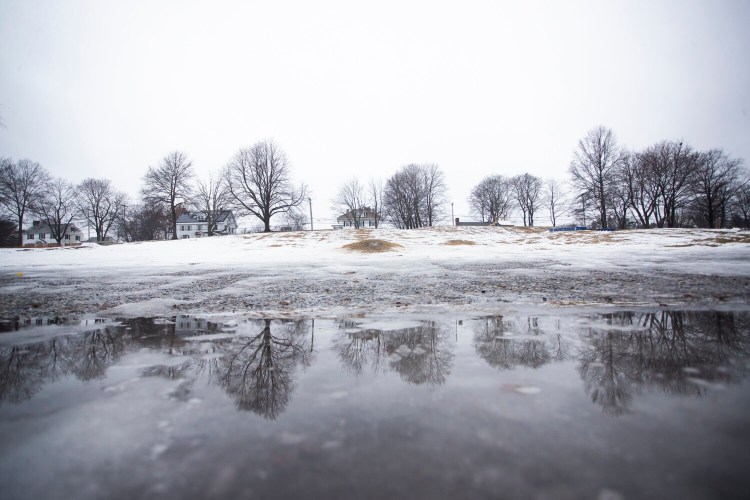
[1,227,749,318]
[103,298,192,317]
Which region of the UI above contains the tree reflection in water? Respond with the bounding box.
[0,342,50,403]
[335,320,454,385]
[473,316,571,370]
[141,318,312,420]
[578,310,748,415]
[0,325,124,404]
[69,328,124,381]
[1,311,747,418]
[217,319,311,419]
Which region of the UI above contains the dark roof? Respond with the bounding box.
[176,210,234,224]
[24,224,81,234]
[337,208,378,222]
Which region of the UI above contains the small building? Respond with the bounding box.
[335,208,378,229]
[23,221,83,246]
[454,218,514,227]
[176,210,237,239]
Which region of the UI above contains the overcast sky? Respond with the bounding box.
[1,0,748,225]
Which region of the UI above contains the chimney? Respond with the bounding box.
[455,218,460,226]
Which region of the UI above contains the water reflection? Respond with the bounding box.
[0,310,748,418]
[578,311,748,415]
[0,324,124,402]
[472,316,571,370]
[218,319,310,418]
[335,320,454,385]
[140,318,312,419]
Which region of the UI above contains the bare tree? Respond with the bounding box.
[117,203,170,242]
[383,163,447,229]
[282,207,308,230]
[640,141,699,228]
[543,178,570,227]
[332,178,367,228]
[77,178,127,242]
[512,173,543,226]
[193,173,231,236]
[732,180,750,228]
[469,175,513,223]
[692,149,744,228]
[36,178,79,244]
[368,177,384,228]
[621,151,659,228]
[607,179,631,229]
[141,151,195,239]
[0,158,50,246]
[422,164,447,226]
[569,126,622,229]
[225,140,306,232]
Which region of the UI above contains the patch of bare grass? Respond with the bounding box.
[342,239,402,253]
[443,239,476,246]
[666,234,750,247]
[708,235,750,244]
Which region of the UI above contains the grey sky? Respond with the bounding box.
[1,0,748,224]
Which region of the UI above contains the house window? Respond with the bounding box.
[27,234,33,240]
[64,235,70,240]
[186,225,191,231]
[41,234,46,240]
[182,235,190,239]
[75,236,80,241]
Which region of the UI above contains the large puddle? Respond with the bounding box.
[1,309,749,499]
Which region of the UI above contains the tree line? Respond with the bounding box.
[336,125,748,230]
[0,139,307,246]
[569,126,748,229]
[2,128,748,247]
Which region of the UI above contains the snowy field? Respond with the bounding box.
[1,226,749,319]
[2,227,750,500]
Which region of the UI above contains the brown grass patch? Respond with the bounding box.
[342,239,402,253]
[707,234,750,244]
[443,239,476,246]
[666,234,750,247]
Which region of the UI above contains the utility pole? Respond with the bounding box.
[308,197,313,231]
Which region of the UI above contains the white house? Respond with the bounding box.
[176,210,237,239]
[23,221,83,246]
[335,208,379,229]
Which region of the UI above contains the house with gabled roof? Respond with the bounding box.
[335,207,379,229]
[176,210,237,238]
[23,221,83,246]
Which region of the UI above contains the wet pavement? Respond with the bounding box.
[1,309,749,499]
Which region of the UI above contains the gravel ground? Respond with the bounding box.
[1,258,748,320]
